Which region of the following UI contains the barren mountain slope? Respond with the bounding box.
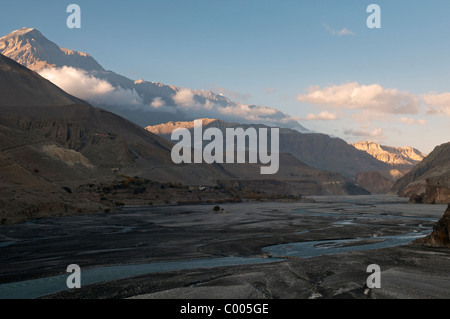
[391,142,450,204]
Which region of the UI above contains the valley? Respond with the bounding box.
[0,196,448,299]
[0,18,449,303]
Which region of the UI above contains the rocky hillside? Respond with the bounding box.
[414,205,450,247]
[0,28,103,71]
[355,170,409,194]
[353,141,426,169]
[147,119,391,179]
[0,53,236,223]
[0,53,371,224]
[391,142,450,204]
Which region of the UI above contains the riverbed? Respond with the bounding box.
[0,195,448,299]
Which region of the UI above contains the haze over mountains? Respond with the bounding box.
[0,27,309,132]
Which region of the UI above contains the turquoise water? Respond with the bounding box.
[0,203,437,299]
[0,228,429,299]
[262,231,429,259]
[0,256,280,299]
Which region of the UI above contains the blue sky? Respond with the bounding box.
[1,0,450,153]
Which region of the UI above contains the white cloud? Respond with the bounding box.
[173,88,196,107]
[38,66,143,106]
[215,87,251,101]
[303,111,338,121]
[265,87,275,95]
[400,117,427,125]
[218,103,277,120]
[344,127,386,140]
[422,92,450,116]
[337,28,355,36]
[150,97,165,108]
[323,23,355,36]
[39,67,307,129]
[297,82,420,115]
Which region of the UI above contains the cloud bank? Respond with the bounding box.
[423,92,450,116]
[297,82,420,115]
[39,67,305,129]
[38,67,143,106]
[303,111,338,121]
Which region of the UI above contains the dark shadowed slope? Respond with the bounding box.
[147,119,390,179]
[0,53,234,223]
[0,53,87,107]
[391,142,450,204]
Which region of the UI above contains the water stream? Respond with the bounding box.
[0,202,438,299]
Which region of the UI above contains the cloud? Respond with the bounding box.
[265,87,275,95]
[422,92,450,116]
[215,86,251,101]
[218,103,277,120]
[303,111,338,121]
[344,127,386,140]
[38,66,143,106]
[150,97,165,108]
[173,88,196,107]
[400,117,427,125]
[39,67,307,130]
[297,82,420,115]
[337,28,355,36]
[323,23,355,36]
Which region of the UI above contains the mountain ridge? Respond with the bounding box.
[353,141,426,169]
[0,27,310,132]
[147,119,392,179]
[0,53,370,224]
[0,27,104,72]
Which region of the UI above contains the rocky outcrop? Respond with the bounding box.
[414,205,450,247]
[392,142,450,204]
[353,141,426,169]
[409,179,450,204]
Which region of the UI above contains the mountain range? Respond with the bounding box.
[1,26,445,217]
[0,52,238,223]
[147,119,392,179]
[1,27,404,181]
[0,52,373,223]
[0,27,309,132]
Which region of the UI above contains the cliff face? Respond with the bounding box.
[353,141,426,169]
[355,170,408,194]
[392,142,450,204]
[414,205,450,247]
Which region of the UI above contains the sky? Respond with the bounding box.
[1,0,450,153]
